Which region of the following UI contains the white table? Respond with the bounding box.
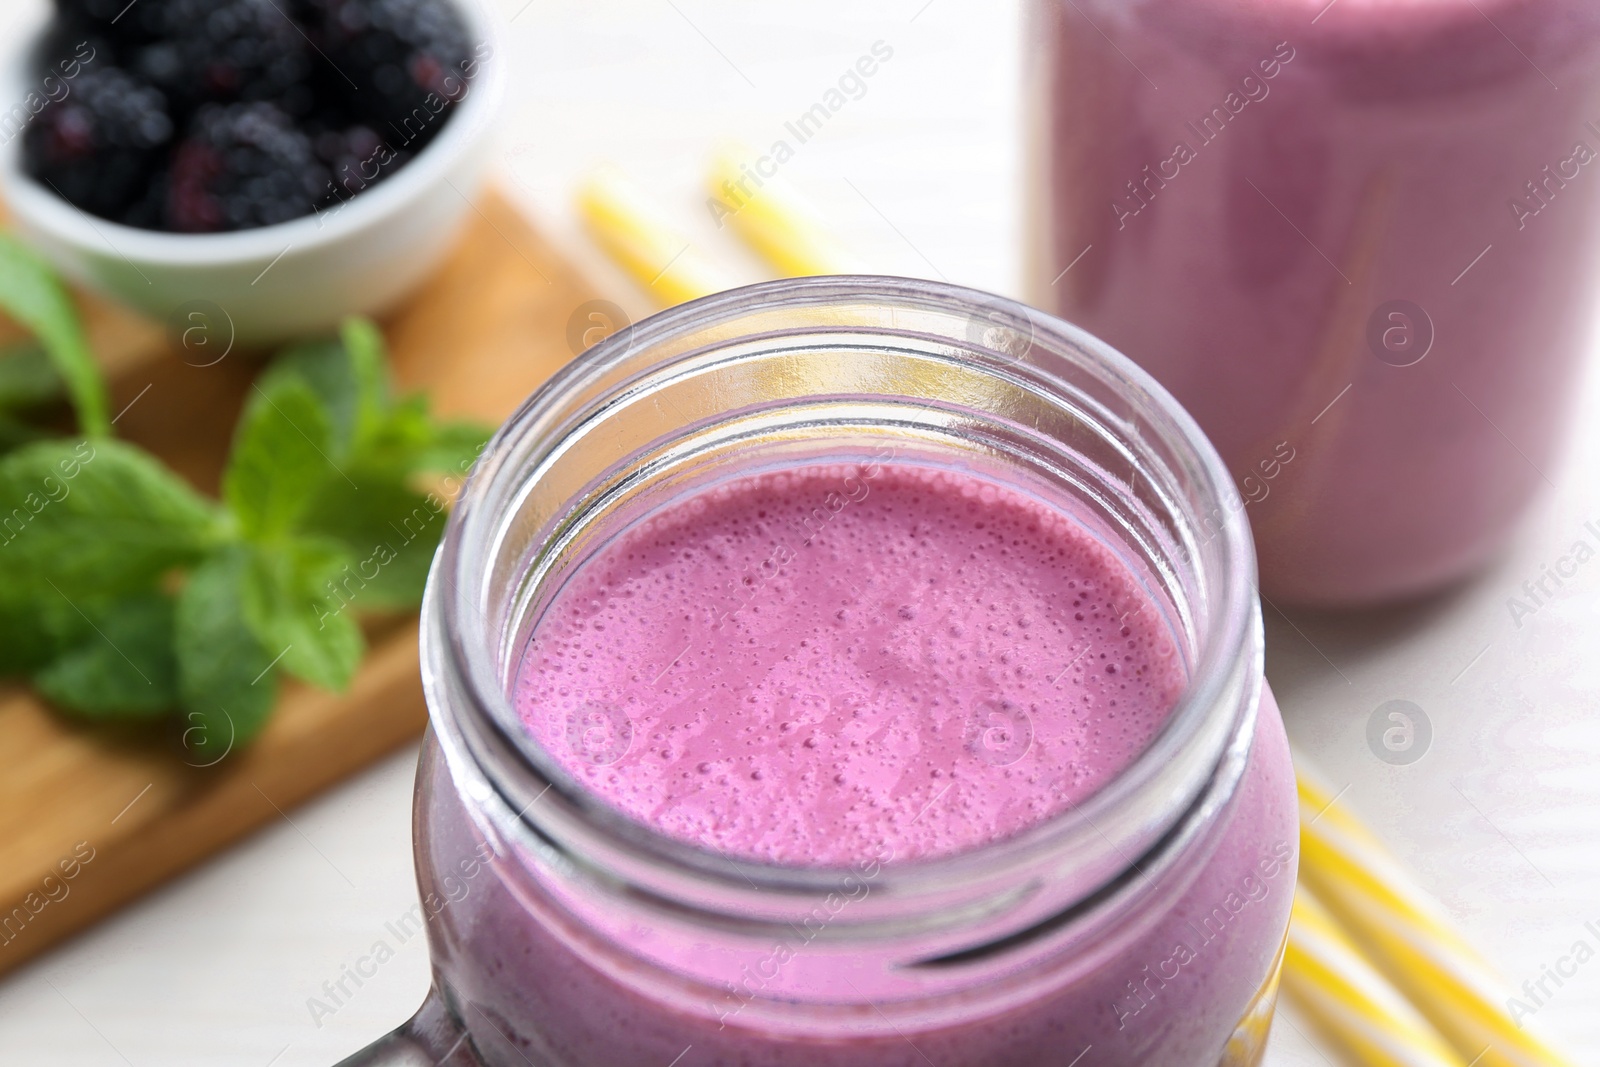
[1,1,1596,1064]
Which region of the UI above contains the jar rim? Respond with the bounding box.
[422,275,1263,927]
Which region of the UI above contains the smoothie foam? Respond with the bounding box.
[419,456,1297,1066]
[513,461,1186,864]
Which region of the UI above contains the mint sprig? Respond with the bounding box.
[242,537,365,692]
[0,438,223,602]
[36,594,180,719]
[176,547,280,760]
[0,235,108,437]
[0,299,490,755]
[225,377,336,540]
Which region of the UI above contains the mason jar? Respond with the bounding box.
[341,277,1298,1066]
[1025,0,1600,605]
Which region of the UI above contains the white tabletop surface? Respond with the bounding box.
[2,1,1598,1064]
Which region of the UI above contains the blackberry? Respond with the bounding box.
[132,0,313,114]
[166,102,328,231]
[311,0,471,141]
[119,168,171,229]
[23,66,173,220]
[55,0,159,45]
[309,119,410,202]
[31,18,116,79]
[35,0,473,233]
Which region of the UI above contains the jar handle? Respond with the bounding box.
[335,987,482,1066]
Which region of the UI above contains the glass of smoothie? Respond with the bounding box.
[339,277,1298,1066]
[1024,0,1600,605]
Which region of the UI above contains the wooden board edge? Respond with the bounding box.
[0,625,428,979]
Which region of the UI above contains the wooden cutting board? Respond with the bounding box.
[0,190,603,979]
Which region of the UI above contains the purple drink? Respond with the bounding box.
[1026,0,1600,604]
[370,280,1298,1067]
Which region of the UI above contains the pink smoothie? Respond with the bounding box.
[1027,0,1600,604]
[513,461,1184,864]
[413,458,1298,1066]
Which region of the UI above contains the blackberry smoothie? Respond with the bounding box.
[411,460,1296,1066]
[1026,0,1600,604]
[376,279,1297,1067]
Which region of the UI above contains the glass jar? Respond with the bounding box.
[1024,0,1600,605]
[341,277,1298,1066]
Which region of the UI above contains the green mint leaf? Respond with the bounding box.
[299,467,447,610]
[0,438,221,600]
[414,420,490,475]
[254,317,391,463]
[0,342,63,411]
[176,546,279,758]
[358,397,489,480]
[0,588,97,675]
[257,341,366,462]
[34,593,178,719]
[358,394,431,474]
[339,316,390,437]
[253,318,487,483]
[0,235,108,437]
[241,538,364,691]
[224,378,335,541]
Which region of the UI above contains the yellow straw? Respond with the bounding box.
[1285,885,1468,1066]
[575,164,736,306]
[1298,771,1580,1067]
[705,143,863,277]
[700,168,1587,1067]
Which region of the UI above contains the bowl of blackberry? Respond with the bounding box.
[0,0,503,344]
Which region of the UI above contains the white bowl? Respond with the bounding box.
[0,0,506,347]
